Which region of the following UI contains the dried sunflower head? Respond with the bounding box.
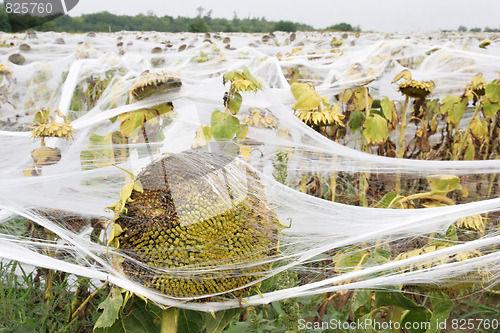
[396,246,488,292]
[297,104,345,127]
[243,108,279,129]
[392,69,434,99]
[130,70,182,102]
[464,73,487,102]
[113,151,282,301]
[398,80,434,99]
[31,122,73,139]
[31,109,73,139]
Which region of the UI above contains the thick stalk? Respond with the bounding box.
[392,306,403,333]
[484,112,498,159]
[392,192,455,208]
[161,307,180,333]
[330,171,336,202]
[358,88,371,207]
[397,96,410,159]
[455,102,482,160]
[396,96,410,194]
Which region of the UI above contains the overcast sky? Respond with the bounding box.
[42,0,500,32]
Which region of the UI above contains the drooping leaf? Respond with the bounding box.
[204,309,243,333]
[470,117,488,139]
[425,293,454,333]
[223,71,241,85]
[485,81,500,102]
[353,87,373,111]
[152,102,174,117]
[291,83,321,111]
[380,97,393,122]
[464,143,475,161]
[192,125,213,149]
[332,248,365,273]
[376,191,398,208]
[440,95,467,125]
[351,290,372,313]
[243,66,262,90]
[391,69,412,84]
[94,287,124,329]
[224,68,261,93]
[33,109,52,125]
[290,82,309,100]
[375,290,427,312]
[427,175,462,195]
[119,110,145,138]
[94,296,161,333]
[228,92,242,115]
[108,178,143,217]
[211,110,240,142]
[235,123,249,141]
[338,89,353,104]
[482,97,500,118]
[348,110,365,132]
[177,309,204,333]
[362,114,389,145]
[81,132,117,170]
[440,94,460,115]
[402,310,432,333]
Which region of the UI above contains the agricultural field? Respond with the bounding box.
[0,30,500,332]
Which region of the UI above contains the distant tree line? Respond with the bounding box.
[325,22,361,32]
[457,25,500,32]
[0,4,361,33]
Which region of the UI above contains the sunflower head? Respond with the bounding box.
[464,73,487,102]
[131,70,182,102]
[113,151,282,301]
[297,104,345,127]
[392,69,434,99]
[396,246,488,292]
[31,109,73,140]
[398,80,434,99]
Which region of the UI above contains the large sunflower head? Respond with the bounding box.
[112,151,282,301]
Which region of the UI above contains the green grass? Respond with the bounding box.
[0,261,107,333]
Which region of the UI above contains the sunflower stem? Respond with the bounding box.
[161,307,179,333]
[396,96,410,194]
[455,102,481,160]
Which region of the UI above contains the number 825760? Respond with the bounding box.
[5,2,54,15]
